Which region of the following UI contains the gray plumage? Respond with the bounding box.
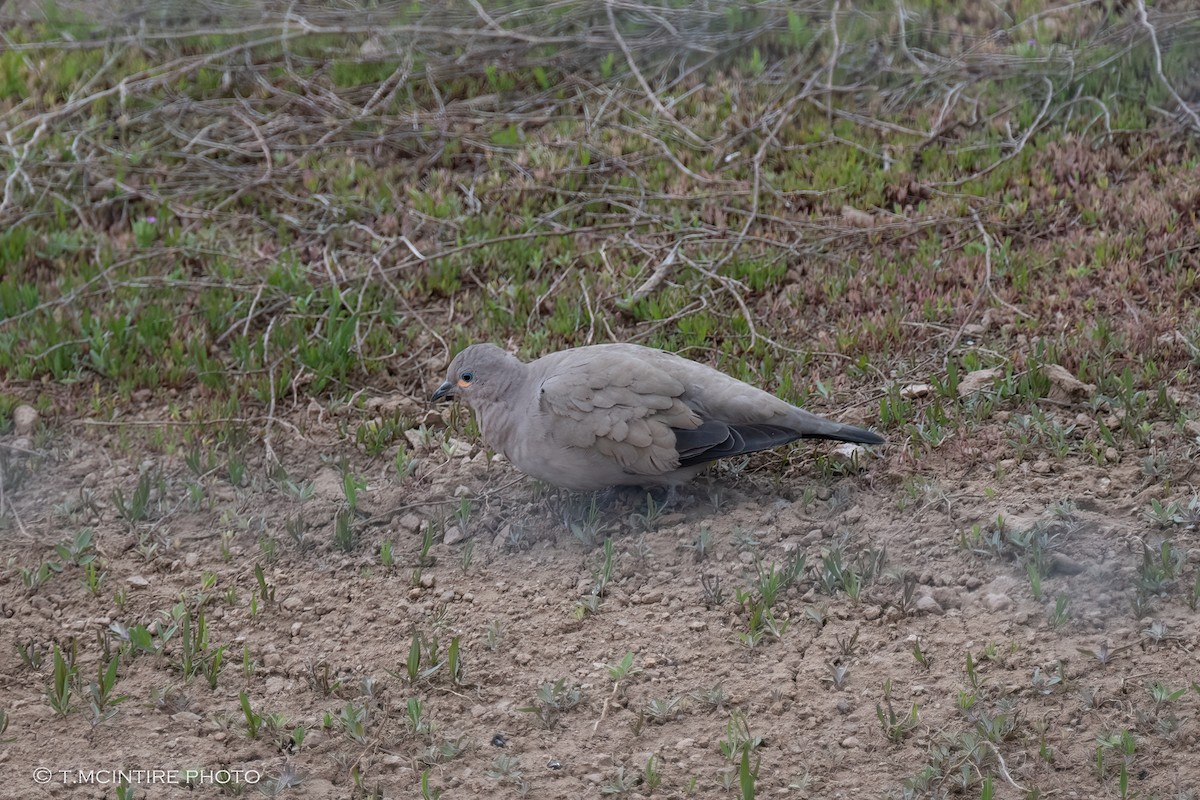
[431,343,885,491]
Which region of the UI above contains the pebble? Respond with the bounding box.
[862,605,882,620]
[901,384,932,399]
[1050,553,1086,575]
[443,525,466,545]
[958,368,1003,397]
[674,738,695,750]
[915,595,943,615]
[840,736,861,748]
[802,528,824,545]
[1032,460,1051,474]
[633,590,663,605]
[1096,478,1112,497]
[1105,447,1119,463]
[964,576,982,590]
[419,573,436,589]
[398,514,422,532]
[985,593,1012,612]
[738,551,754,565]
[12,404,38,436]
[830,443,869,470]
[688,620,707,631]
[31,596,54,618]
[127,575,151,588]
[281,596,303,612]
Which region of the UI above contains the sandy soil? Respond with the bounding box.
[2,395,1198,799]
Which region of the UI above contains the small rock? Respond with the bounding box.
[958,368,1003,398]
[674,738,695,750]
[985,593,1011,612]
[290,622,302,637]
[687,620,707,632]
[841,205,875,228]
[184,552,200,569]
[127,575,151,588]
[1184,419,1200,438]
[1045,364,1095,403]
[12,404,38,436]
[862,605,882,621]
[440,590,456,603]
[829,443,870,471]
[583,773,604,785]
[964,576,982,590]
[1096,478,1112,497]
[1032,460,1051,474]
[30,595,54,615]
[281,596,303,612]
[900,384,933,399]
[738,551,755,565]
[840,735,861,748]
[262,651,283,668]
[443,525,466,545]
[962,323,986,337]
[915,595,943,615]
[815,486,831,501]
[633,590,663,605]
[1105,447,1119,463]
[171,711,203,725]
[1050,553,1086,576]
[398,513,422,532]
[419,573,436,589]
[802,528,824,545]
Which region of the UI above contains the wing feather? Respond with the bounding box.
[538,351,700,476]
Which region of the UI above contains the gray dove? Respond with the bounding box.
[431,343,884,491]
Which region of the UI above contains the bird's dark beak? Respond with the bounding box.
[431,380,455,402]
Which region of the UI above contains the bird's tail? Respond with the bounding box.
[804,423,886,446]
[790,408,886,445]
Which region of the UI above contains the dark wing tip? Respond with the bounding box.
[815,424,886,446]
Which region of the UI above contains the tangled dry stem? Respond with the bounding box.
[0,0,1196,377]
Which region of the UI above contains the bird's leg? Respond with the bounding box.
[646,484,680,513]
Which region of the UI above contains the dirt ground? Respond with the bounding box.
[2,389,1199,799]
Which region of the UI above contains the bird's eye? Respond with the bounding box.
[459,371,474,383]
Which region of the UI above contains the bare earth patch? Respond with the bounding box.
[2,406,1199,797]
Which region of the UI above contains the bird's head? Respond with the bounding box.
[431,343,520,405]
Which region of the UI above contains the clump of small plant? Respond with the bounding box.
[519,679,583,730]
[877,679,919,741]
